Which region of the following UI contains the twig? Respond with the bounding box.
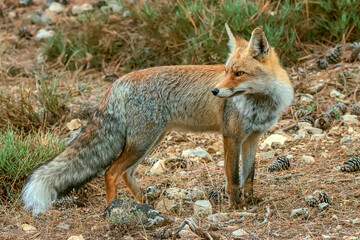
[259,205,271,226]
[282,123,298,132]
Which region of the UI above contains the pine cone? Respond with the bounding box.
[339,69,349,79]
[316,59,328,69]
[325,102,347,120]
[294,109,312,120]
[351,103,360,116]
[268,156,290,172]
[351,42,360,49]
[18,26,32,40]
[305,195,319,207]
[340,156,360,172]
[208,190,222,204]
[314,113,332,129]
[326,44,344,64]
[299,116,315,126]
[298,68,307,78]
[313,190,331,204]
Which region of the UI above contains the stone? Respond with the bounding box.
[149,159,168,175]
[298,122,313,129]
[56,222,70,230]
[22,224,37,232]
[217,160,224,167]
[330,89,345,99]
[318,203,330,210]
[193,200,212,217]
[104,199,170,228]
[26,11,53,25]
[156,198,177,212]
[261,151,275,159]
[108,1,124,12]
[329,126,340,135]
[307,127,323,134]
[340,135,353,146]
[146,184,163,200]
[290,208,309,218]
[322,235,338,240]
[295,129,309,139]
[72,4,93,15]
[310,134,325,141]
[182,147,212,160]
[207,213,229,222]
[48,2,65,13]
[35,29,55,40]
[352,217,360,225]
[309,83,324,93]
[231,229,248,237]
[342,114,359,126]
[302,155,315,163]
[259,134,290,150]
[178,230,198,239]
[165,187,186,200]
[300,94,314,103]
[67,236,84,240]
[66,119,82,131]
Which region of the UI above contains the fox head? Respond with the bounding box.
[211,24,290,98]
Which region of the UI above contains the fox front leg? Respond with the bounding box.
[223,136,241,208]
[240,132,261,203]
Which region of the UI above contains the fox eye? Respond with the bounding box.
[235,71,245,77]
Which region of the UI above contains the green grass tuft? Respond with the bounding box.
[0,128,66,203]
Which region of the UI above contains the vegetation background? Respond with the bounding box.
[1,0,360,239]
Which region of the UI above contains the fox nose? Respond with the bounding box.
[211,88,219,96]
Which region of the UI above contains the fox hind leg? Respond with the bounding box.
[105,129,167,205]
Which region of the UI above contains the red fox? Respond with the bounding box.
[22,25,293,215]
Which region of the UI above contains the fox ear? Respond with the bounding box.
[225,23,245,52]
[248,28,270,61]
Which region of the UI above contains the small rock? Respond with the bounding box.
[21,224,37,232]
[330,89,345,99]
[146,184,163,200]
[318,202,330,210]
[56,222,70,230]
[340,135,353,146]
[310,134,325,141]
[149,159,168,175]
[182,147,212,160]
[156,198,177,212]
[35,29,55,40]
[66,119,82,131]
[48,2,65,13]
[332,214,338,220]
[342,114,359,126]
[108,1,124,12]
[290,208,309,218]
[298,122,313,129]
[300,94,314,103]
[309,83,324,93]
[67,236,84,240]
[322,235,338,240]
[207,213,229,222]
[72,4,93,15]
[329,126,340,135]
[261,151,275,159]
[307,127,323,134]
[302,155,315,163]
[165,188,186,200]
[193,200,212,217]
[104,198,170,228]
[231,229,248,237]
[178,230,198,239]
[295,129,309,139]
[352,217,360,225]
[217,160,224,167]
[259,134,290,150]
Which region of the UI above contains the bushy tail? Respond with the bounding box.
[21,112,126,216]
